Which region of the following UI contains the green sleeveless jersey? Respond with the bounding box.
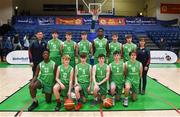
[123,43,137,61]
[95,63,108,82]
[48,39,62,57]
[59,65,73,85]
[94,37,107,57]
[109,41,121,63]
[76,63,91,84]
[62,40,76,58]
[38,60,55,86]
[110,60,124,84]
[78,40,91,56]
[126,60,141,84]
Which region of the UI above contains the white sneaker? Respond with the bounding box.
[123,98,128,107]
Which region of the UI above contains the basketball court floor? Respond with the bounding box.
[0,62,179,117]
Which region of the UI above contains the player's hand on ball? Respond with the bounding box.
[67,91,71,99]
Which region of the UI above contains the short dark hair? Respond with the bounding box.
[66,32,72,35]
[129,50,137,56]
[139,37,145,42]
[125,34,132,39]
[43,49,50,53]
[80,53,87,58]
[97,28,104,32]
[81,31,87,35]
[113,51,120,55]
[52,30,58,34]
[98,54,105,58]
[112,33,118,36]
[36,31,43,34]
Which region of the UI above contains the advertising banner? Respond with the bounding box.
[6,51,30,64]
[150,51,177,63]
[56,17,83,25]
[99,18,126,26]
[161,3,180,14]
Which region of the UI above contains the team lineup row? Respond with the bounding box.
[28,50,142,111]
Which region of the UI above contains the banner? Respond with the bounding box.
[83,18,98,25]
[99,18,125,26]
[6,50,30,64]
[161,3,180,14]
[37,17,55,25]
[15,17,36,25]
[56,17,83,25]
[150,51,177,63]
[126,17,156,25]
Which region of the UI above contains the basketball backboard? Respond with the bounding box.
[76,0,114,16]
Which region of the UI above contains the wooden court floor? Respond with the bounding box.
[0,63,180,117]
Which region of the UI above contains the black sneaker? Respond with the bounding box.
[141,90,145,95]
[55,103,61,111]
[28,101,38,111]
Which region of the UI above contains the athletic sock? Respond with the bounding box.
[56,99,61,104]
[32,98,37,103]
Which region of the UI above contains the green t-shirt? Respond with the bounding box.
[58,65,73,85]
[38,60,55,86]
[109,60,124,84]
[48,39,62,57]
[94,37,107,58]
[62,40,76,59]
[123,43,137,61]
[95,63,108,82]
[126,60,141,84]
[76,63,91,84]
[78,40,91,57]
[109,41,121,62]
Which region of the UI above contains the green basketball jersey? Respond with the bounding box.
[94,37,107,58]
[78,40,91,56]
[126,60,141,84]
[48,39,62,57]
[76,63,91,84]
[123,43,137,61]
[38,60,55,86]
[62,40,76,58]
[110,60,124,84]
[109,41,121,63]
[95,63,108,83]
[59,65,73,85]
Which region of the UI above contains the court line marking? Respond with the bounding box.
[149,92,180,115]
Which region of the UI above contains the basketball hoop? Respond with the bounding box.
[90,9,100,21]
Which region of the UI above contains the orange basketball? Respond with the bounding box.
[103,98,113,108]
[64,99,75,111]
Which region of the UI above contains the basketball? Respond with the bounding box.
[103,98,113,108]
[64,98,75,111]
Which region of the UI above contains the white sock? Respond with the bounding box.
[33,98,37,102]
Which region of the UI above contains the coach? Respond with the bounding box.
[136,38,150,95]
[29,31,47,76]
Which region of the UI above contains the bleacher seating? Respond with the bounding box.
[3,16,180,54]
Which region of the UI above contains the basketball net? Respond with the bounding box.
[91,9,100,21]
